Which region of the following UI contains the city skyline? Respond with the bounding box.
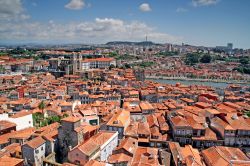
[0,0,250,49]
[0,2,250,164]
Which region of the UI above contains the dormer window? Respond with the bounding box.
[113,120,119,124]
[143,152,151,157]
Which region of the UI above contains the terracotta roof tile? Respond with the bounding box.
[182,145,205,166]
[0,120,16,130]
[62,116,81,123]
[85,160,106,166]
[115,137,137,155]
[24,136,45,149]
[0,143,20,157]
[202,146,250,166]
[0,155,23,166]
[108,153,132,164]
[11,110,32,118]
[131,147,159,166]
[107,110,130,127]
[9,127,35,140]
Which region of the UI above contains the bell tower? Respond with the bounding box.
[78,54,82,71]
[72,53,77,74]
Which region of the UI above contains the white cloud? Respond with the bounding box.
[192,0,219,7]
[0,0,30,21]
[95,18,124,26]
[0,18,182,44]
[65,0,85,10]
[139,3,152,12]
[176,7,188,13]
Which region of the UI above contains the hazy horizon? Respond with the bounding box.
[0,0,250,49]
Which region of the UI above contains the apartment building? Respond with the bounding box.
[106,110,130,139]
[68,131,118,165]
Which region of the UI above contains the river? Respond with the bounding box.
[148,79,231,89]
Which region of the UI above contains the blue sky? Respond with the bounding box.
[0,0,250,49]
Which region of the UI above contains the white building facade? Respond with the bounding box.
[100,131,118,161]
[0,113,33,130]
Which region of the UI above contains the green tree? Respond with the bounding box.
[138,62,154,68]
[47,116,61,124]
[246,111,250,117]
[243,67,250,74]
[63,113,69,118]
[32,112,44,127]
[200,54,212,63]
[33,56,39,61]
[185,53,200,66]
[41,119,48,127]
[0,66,5,73]
[0,52,8,56]
[239,56,249,65]
[234,66,250,75]
[38,101,46,111]
[109,51,118,57]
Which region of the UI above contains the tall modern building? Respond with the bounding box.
[216,43,233,52]
[227,43,233,50]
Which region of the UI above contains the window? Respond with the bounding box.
[41,147,43,151]
[75,160,80,165]
[35,149,39,154]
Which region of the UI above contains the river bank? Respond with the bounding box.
[146,76,250,85]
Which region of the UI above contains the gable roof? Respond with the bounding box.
[182,145,205,166]
[61,116,81,123]
[202,146,250,166]
[24,136,45,149]
[108,153,132,164]
[115,137,137,155]
[0,120,16,130]
[107,110,130,127]
[0,155,23,166]
[77,139,100,157]
[71,131,117,157]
